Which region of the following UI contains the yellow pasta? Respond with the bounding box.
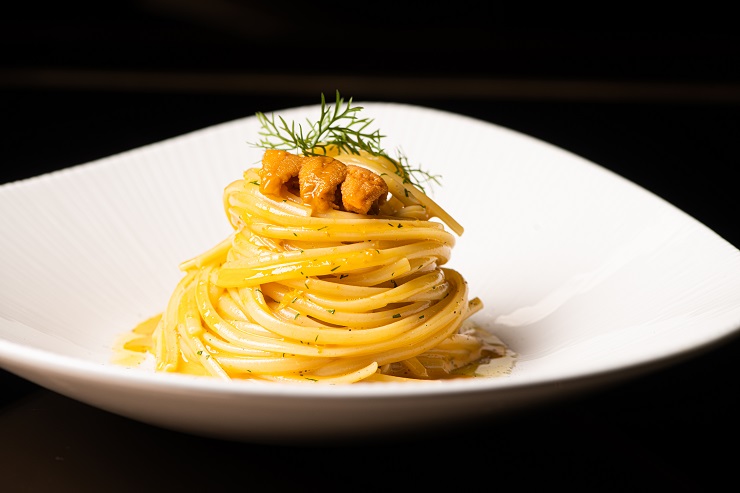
[120,93,512,383]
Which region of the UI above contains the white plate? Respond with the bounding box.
[2,102,740,444]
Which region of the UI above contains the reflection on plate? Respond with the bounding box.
[1,102,740,443]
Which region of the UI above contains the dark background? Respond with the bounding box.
[2,2,739,491]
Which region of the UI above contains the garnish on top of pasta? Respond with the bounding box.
[117,92,514,383]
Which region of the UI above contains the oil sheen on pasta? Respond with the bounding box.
[114,144,515,383]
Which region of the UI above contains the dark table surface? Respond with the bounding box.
[2,6,740,491]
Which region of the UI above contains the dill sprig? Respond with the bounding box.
[250,91,441,191]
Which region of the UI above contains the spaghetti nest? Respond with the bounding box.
[140,147,505,383]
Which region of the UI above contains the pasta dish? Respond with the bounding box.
[118,93,514,383]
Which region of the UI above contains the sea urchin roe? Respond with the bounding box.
[259,149,303,195]
[257,149,389,215]
[298,155,347,214]
[341,165,388,214]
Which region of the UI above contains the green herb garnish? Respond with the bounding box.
[251,91,440,191]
